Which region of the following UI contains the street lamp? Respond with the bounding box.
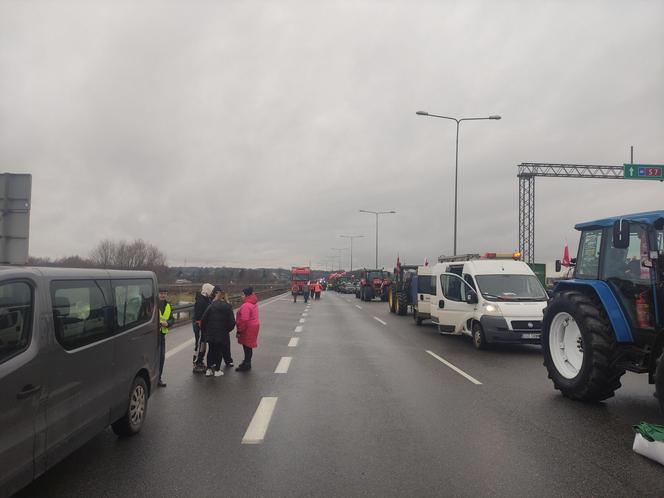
[339,234,364,272]
[416,110,501,256]
[358,209,396,268]
[331,247,347,271]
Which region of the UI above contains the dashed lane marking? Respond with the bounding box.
[425,350,482,385]
[288,337,299,347]
[274,357,292,374]
[355,305,362,309]
[302,312,308,317]
[299,318,306,323]
[373,316,387,326]
[294,325,303,333]
[242,397,278,444]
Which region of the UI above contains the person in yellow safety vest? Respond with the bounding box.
[158,288,174,387]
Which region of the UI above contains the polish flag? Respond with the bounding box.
[424,258,429,267]
[562,243,570,267]
[396,254,402,274]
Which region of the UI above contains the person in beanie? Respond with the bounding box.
[235,287,260,371]
[158,288,174,387]
[200,288,235,377]
[192,283,215,365]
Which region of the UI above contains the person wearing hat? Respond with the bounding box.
[235,287,260,371]
[192,283,215,365]
[200,286,236,376]
[158,288,174,387]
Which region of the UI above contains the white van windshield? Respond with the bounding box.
[475,274,547,301]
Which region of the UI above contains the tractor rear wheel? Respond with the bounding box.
[655,351,664,415]
[388,287,396,313]
[397,291,408,316]
[542,290,625,402]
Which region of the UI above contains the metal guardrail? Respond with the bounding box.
[170,287,289,321]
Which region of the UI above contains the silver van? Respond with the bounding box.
[0,267,159,496]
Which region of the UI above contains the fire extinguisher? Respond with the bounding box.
[635,292,652,328]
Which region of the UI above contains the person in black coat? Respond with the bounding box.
[200,289,236,377]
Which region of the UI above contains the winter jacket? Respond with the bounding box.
[200,300,236,344]
[236,294,260,348]
[193,292,212,322]
[159,299,174,331]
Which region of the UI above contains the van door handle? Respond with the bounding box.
[17,384,42,399]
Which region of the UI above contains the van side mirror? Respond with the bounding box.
[612,219,630,249]
[465,293,478,304]
[555,260,561,272]
[438,300,445,309]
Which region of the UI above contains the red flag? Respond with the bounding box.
[396,254,401,274]
[424,257,429,267]
[562,243,570,267]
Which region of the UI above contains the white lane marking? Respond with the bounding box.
[242,397,278,444]
[260,292,291,307]
[355,305,362,309]
[275,356,292,373]
[288,337,299,347]
[373,316,387,326]
[302,312,308,317]
[165,338,194,359]
[299,318,306,323]
[425,350,482,385]
[294,325,303,333]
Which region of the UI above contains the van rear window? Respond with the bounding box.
[113,279,155,331]
[0,281,33,364]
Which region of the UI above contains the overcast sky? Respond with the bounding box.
[1,1,662,271]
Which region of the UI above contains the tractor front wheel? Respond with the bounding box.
[388,287,396,313]
[542,290,625,402]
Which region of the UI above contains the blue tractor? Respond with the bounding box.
[542,211,664,412]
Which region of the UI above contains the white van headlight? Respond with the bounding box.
[484,303,502,315]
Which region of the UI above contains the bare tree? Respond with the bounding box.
[90,239,114,267]
[90,238,167,271]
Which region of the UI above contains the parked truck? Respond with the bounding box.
[357,269,389,301]
[542,211,664,413]
[291,267,311,297]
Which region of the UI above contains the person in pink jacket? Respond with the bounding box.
[235,287,260,371]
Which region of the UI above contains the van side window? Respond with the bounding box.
[463,274,476,290]
[417,276,436,295]
[0,281,33,364]
[113,279,155,331]
[441,274,470,302]
[51,280,111,350]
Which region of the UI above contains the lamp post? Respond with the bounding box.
[340,234,364,271]
[358,210,396,268]
[331,247,347,271]
[416,110,501,256]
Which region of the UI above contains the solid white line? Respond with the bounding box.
[165,338,194,359]
[242,397,278,444]
[373,316,387,326]
[425,350,482,385]
[288,337,299,347]
[299,318,306,323]
[355,305,362,309]
[274,356,292,374]
[259,292,291,307]
[294,325,303,333]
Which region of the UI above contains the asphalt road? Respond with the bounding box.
[18,291,664,497]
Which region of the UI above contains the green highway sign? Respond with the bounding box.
[623,164,664,180]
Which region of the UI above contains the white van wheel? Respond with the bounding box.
[472,322,488,350]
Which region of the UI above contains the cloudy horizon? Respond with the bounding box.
[1,1,662,272]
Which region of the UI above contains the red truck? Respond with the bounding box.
[291,267,311,296]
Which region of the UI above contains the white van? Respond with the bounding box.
[413,265,436,326]
[430,257,548,349]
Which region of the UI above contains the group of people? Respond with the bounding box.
[156,284,260,387]
[293,281,323,303]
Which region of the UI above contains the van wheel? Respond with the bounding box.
[472,322,488,350]
[112,376,148,437]
[414,310,423,326]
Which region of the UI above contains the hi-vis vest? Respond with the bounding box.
[160,303,172,335]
